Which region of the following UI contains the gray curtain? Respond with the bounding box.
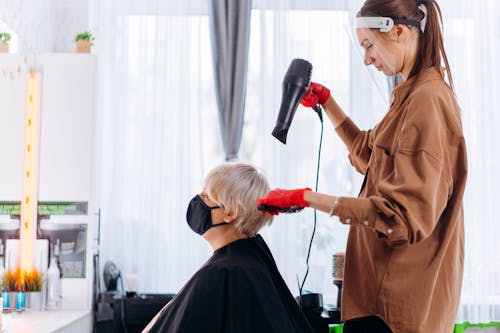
[209,0,252,161]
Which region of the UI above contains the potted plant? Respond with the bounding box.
[2,269,18,311]
[0,32,11,53]
[75,31,95,53]
[24,269,44,310]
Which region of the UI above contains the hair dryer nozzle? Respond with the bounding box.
[272,59,313,144]
[272,124,289,144]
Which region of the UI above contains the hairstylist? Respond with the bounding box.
[257,0,467,332]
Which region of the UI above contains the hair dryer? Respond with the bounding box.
[272,58,313,144]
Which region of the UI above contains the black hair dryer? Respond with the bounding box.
[272,58,313,144]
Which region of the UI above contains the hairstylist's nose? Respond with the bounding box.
[364,52,372,66]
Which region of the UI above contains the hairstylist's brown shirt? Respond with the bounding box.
[332,67,467,333]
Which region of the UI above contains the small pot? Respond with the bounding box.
[76,40,92,53]
[26,291,43,311]
[0,41,9,53]
[2,292,12,311]
[16,291,26,311]
[9,292,17,310]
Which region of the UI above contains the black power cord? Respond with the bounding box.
[119,275,129,333]
[298,104,324,302]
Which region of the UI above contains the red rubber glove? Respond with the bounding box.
[301,82,330,107]
[256,188,311,215]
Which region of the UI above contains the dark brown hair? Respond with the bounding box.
[358,0,454,92]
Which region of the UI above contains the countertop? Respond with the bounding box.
[1,309,91,333]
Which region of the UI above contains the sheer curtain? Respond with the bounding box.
[441,0,500,324]
[90,0,225,293]
[91,0,500,324]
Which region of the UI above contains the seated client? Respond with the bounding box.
[143,162,313,333]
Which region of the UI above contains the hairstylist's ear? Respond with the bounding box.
[224,208,239,223]
[394,24,407,43]
[386,24,400,43]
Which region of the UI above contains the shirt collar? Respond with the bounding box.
[391,67,444,106]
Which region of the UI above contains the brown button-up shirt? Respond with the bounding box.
[332,67,467,333]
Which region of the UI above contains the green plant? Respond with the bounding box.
[23,269,44,292]
[0,32,11,42]
[75,31,95,42]
[3,269,19,292]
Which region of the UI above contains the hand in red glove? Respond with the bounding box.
[301,82,330,107]
[256,188,311,215]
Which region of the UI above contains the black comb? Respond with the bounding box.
[257,204,305,214]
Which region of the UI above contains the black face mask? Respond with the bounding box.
[186,195,228,235]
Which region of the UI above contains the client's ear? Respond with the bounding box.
[224,207,239,223]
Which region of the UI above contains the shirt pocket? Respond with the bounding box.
[365,144,394,195]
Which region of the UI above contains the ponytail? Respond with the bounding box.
[412,0,454,92]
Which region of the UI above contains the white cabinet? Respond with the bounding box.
[38,54,95,202]
[0,54,95,202]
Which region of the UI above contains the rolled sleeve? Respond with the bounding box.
[332,197,408,245]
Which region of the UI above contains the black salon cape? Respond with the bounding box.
[146,234,314,333]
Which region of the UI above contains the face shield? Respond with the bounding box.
[345,11,426,104]
[343,16,394,107]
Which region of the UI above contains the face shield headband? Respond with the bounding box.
[356,4,427,33]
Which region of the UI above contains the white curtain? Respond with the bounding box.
[90,0,226,293]
[441,0,500,324]
[91,0,500,325]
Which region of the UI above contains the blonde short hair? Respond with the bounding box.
[205,162,273,236]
